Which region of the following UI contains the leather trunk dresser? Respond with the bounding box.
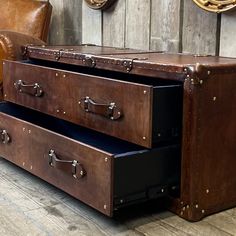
[1,45,236,222]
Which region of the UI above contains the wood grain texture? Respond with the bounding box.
[182,1,218,55]
[1,157,236,236]
[49,0,65,44]
[62,0,82,45]
[82,1,102,45]
[220,11,236,57]
[49,0,82,45]
[48,0,236,57]
[103,0,126,48]
[150,0,181,52]
[125,0,151,50]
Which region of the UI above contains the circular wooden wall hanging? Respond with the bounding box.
[85,0,117,10]
[192,0,236,13]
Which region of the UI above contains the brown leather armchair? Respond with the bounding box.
[0,0,52,100]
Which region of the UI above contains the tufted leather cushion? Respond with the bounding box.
[0,0,52,42]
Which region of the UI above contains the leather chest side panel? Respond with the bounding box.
[170,66,236,221]
[193,72,236,217]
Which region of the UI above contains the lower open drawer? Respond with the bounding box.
[0,102,180,216]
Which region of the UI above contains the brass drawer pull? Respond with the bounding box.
[48,149,86,179]
[0,129,11,144]
[79,96,122,120]
[14,80,43,97]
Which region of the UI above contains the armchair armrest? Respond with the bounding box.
[0,30,45,61]
[0,30,45,100]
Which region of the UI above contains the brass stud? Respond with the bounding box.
[104,205,107,210]
[63,74,66,78]
[199,80,203,85]
[120,199,124,204]
[4,94,7,97]
[22,162,25,166]
[30,166,33,170]
[104,157,108,162]
[143,136,146,140]
[143,90,147,94]
[55,73,59,77]
[213,97,217,101]
[2,62,5,65]
[56,109,60,113]
[181,201,184,205]
[28,130,31,134]
[195,204,199,208]
[202,209,205,214]
[207,71,211,75]
[80,171,84,176]
[161,189,165,193]
[180,211,184,216]
[186,205,190,209]
[206,189,210,194]
[63,111,66,115]
[23,127,26,132]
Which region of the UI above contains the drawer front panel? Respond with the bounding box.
[3,61,153,147]
[0,112,113,216]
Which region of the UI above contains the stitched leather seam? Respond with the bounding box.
[0,34,15,60]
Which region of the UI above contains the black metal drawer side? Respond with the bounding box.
[152,85,183,145]
[113,145,181,208]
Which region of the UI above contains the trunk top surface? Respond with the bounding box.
[26,45,236,67]
[27,45,144,55]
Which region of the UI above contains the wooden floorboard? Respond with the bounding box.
[0,157,236,236]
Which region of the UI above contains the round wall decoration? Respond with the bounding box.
[192,0,236,13]
[84,0,117,10]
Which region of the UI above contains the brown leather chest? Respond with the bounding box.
[1,45,236,221]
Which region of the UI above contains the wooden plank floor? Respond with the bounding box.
[1,157,236,236]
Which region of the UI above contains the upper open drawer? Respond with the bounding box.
[3,60,182,147]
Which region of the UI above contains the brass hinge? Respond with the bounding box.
[82,54,96,68]
[122,59,135,73]
[54,49,65,61]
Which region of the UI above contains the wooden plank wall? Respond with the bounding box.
[48,0,236,57]
[49,0,82,45]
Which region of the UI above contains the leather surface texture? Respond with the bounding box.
[0,0,52,97]
[0,0,52,41]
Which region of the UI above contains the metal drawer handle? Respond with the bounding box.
[0,129,11,144]
[14,80,44,97]
[48,149,86,179]
[79,96,122,120]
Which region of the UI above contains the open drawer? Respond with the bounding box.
[0,102,180,216]
[3,60,183,148]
